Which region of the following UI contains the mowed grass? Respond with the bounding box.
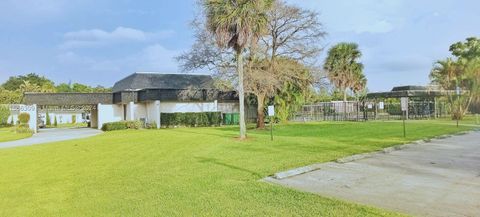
[0,127,32,142]
[0,121,474,216]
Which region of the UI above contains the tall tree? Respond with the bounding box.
[323,42,366,102]
[253,0,325,128]
[203,0,273,139]
[430,37,480,120]
[0,88,22,104]
[179,0,325,129]
[1,73,54,91]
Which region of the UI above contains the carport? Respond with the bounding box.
[23,92,113,130]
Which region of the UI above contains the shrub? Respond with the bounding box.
[72,115,76,124]
[18,113,30,124]
[125,120,141,129]
[0,105,10,126]
[145,121,157,129]
[101,121,142,131]
[14,123,33,134]
[161,112,222,128]
[54,116,58,127]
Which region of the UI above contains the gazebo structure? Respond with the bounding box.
[365,85,454,120]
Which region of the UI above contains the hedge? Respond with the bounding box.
[161,112,222,128]
[101,121,142,131]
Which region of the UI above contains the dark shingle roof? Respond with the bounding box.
[391,86,427,91]
[112,73,214,92]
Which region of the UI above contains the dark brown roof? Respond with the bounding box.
[23,93,113,105]
[112,73,214,92]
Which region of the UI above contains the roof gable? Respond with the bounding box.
[112,73,214,92]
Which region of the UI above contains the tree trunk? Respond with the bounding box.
[344,87,348,120]
[256,93,266,129]
[236,50,247,139]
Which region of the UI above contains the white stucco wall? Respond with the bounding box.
[218,102,240,113]
[90,101,238,130]
[126,102,147,121]
[160,102,218,113]
[145,101,160,128]
[97,104,123,129]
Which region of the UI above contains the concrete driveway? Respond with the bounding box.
[0,128,102,149]
[266,131,480,217]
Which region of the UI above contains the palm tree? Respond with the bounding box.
[323,42,365,102]
[430,58,459,90]
[430,58,461,119]
[204,0,272,139]
[324,43,365,120]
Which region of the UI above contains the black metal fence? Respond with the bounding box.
[293,101,450,122]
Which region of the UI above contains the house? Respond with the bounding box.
[23,72,239,131]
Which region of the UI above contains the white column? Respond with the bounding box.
[155,100,161,129]
[214,100,218,112]
[129,101,135,121]
[94,103,101,129]
[32,104,38,133]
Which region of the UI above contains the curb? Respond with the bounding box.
[270,129,477,180]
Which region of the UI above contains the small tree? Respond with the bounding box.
[46,112,51,126]
[54,116,58,127]
[18,112,30,124]
[72,115,77,124]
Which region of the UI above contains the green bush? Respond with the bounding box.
[14,123,33,134]
[145,121,157,129]
[161,112,222,128]
[72,115,76,124]
[101,121,142,131]
[54,116,58,127]
[125,120,141,129]
[18,113,30,124]
[0,105,10,126]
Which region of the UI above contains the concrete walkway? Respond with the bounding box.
[0,128,102,149]
[266,132,480,217]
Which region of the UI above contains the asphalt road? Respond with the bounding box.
[0,128,102,149]
[266,131,480,217]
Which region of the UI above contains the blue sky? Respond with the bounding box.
[0,0,478,91]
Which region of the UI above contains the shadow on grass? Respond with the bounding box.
[196,157,262,178]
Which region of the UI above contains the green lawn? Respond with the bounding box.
[0,121,475,216]
[0,127,32,143]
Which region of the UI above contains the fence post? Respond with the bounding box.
[356,101,359,122]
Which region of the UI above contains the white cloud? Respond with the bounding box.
[60,27,175,49]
